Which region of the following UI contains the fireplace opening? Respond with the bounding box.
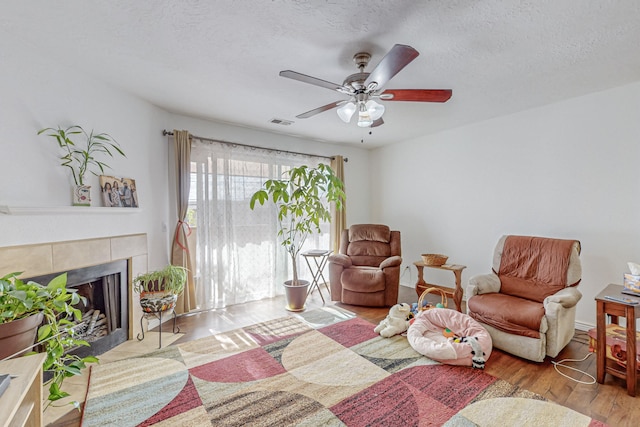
[25,259,129,357]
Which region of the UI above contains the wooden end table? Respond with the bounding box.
[0,353,46,427]
[595,283,640,396]
[413,261,466,312]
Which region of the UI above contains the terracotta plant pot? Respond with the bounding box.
[0,312,44,360]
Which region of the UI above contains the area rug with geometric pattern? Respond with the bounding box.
[81,307,606,426]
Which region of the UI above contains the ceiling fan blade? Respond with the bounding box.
[371,118,384,128]
[280,70,350,93]
[380,89,452,103]
[296,100,346,119]
[363,44,419,92]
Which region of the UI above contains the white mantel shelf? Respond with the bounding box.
[0,206,142,215]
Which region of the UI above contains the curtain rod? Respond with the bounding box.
[162,130,347,162]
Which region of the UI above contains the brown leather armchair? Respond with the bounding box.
[466,235,582,362]
[329,224,402,307]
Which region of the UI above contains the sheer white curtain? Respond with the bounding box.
[189,138,329,309]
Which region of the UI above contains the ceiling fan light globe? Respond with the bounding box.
[336,102,356,123]
[357,118,373,127]
[366,100,385,121]
[357,102,373,127]
[357,113,373,127]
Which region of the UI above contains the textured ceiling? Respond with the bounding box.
[2,0,640,148]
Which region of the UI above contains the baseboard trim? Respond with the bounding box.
[575,320,594,331]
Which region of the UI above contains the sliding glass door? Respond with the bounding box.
[187,139,328,309]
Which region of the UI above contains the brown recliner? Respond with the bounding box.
[466,235,582,362]
[328,224,402,307]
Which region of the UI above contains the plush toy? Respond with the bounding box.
[411,301,445,317]
[452,336,486,369]
[442,328,456,339]
[410,300,427,314]
[374,303,411,338]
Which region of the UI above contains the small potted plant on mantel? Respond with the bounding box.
[0,272,97,410]
[249,163,345,311]
[38,125,126,206]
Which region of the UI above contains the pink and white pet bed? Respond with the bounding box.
[407,308,492,368]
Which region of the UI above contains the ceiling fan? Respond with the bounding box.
[279,44,452,128]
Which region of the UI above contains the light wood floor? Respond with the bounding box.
[51,285,639,426]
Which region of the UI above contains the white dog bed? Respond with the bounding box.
[407,308,492,367]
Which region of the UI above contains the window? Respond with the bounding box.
[188,139,328,309]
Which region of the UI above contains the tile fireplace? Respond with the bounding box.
[25,259,129,356]
[0,234,148,343]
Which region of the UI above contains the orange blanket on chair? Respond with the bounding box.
[497,235,578,302]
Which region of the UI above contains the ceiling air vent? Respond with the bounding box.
[269,118,294,126]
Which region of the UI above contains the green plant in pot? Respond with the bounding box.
[38,125,126,206]
[133,264,187,314]
[0,272,98,410]
[249,163,345,311]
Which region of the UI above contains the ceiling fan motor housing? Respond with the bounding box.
[344,52,373,91]
[343,72,369,91]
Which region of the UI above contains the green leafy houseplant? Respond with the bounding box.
[37,125,126,186]
[133,265,188,295]
[133,265,187,317]
[249,163,345,286]
[0,272,98,410]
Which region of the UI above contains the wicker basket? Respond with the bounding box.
[416,287,448,312]
[421,253,448,266]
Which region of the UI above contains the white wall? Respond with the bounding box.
[371,81,640,328]
[0,35,171,268]
[0,36,371,272]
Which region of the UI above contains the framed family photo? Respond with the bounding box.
[99,175,139,208]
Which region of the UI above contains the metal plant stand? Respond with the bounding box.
[302,249,331,303]
[136,293,181,348]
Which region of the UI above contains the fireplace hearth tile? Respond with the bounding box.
[111,233,147,260]
[103,332,185,358]
[0,244,53,277]
[53,238,111,271]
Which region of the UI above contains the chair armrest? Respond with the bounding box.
[467,273,501,296]
[544,287,582,310]
[328,254,352,268]
[380,255,402,270]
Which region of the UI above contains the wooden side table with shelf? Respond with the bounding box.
[413,261,466,312]
[0,353,46,427]
[594,283,640,396]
